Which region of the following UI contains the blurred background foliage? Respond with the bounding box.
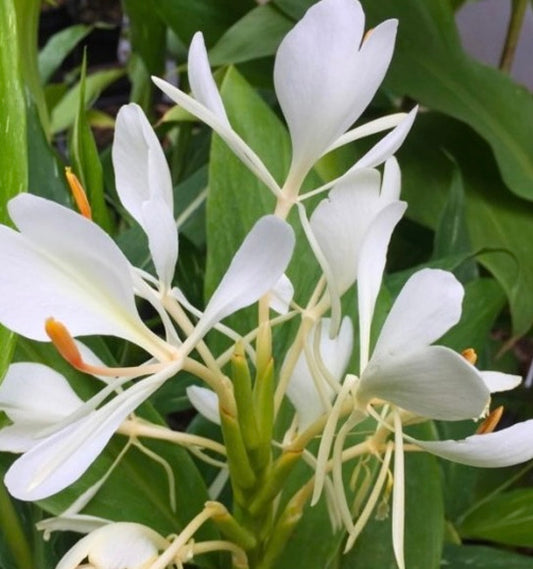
[0,0,533,568]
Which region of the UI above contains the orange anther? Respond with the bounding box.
[476,406,504,435]
[45,318,83,369]
[462,348,478,366]
[65,167,92,220]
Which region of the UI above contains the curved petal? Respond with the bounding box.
[310,168,383,295]
[0,195,150,348]
[5,364,180,501]
[36,514,110,539]
[190,216,295,343]
[186,385,220,425]
[274,0,397,180]
[480,371,522,393]
[56,522,168,569]
[188,32,230,125]
[269,274,294,315]
[408,419,533,468]
[113,103,173,224]
[359,346,490,420]
[371,269,464,362]
[287,317,353,430]
[141,196,178,288]
[357,201,407,369]
[0,363,83,452]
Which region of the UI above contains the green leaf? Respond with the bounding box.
[50,68,125,134]
[122,0,166,111]
[209,4,293,66]
[38,24,92,84]
[68,52,112,232]
[155,0,255,47]
[360,0,533,200]
[342,423,444,569]
[442,544,533,568]
[458,488,533,547]
[398,112,533,336]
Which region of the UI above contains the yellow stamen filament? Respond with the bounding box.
[65,167,92,220]
[476,405,504,434]
[462,348,478,365]
[45,317,83,369]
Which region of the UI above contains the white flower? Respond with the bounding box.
[54,522,169,569]
[112,103,178,291]
[186,385,221,425]
[152,0,414,197]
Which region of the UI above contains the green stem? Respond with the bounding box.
[0,481,34,569]
[499,0,528,73]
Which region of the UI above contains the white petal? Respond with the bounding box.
[55,522,167,569]
[186,385,220,425]
[408,419,533,468]
[0,363,83,452]
[269,274,294,315]
[358,346,490,420]
[287,317,353,430]
[357,201,407,369]
[113,103,173,225]
[480,371,522,393]
[311,169,382,295]
[5,364,180,501]
[352,107,417,170]
[37,514,110,538]
[371,269,464,361]
[141,197,178,288]
[188,33,230,125]
[152,77,281,196]
[0,195,149,347]
[191,216,294,342]
[274,0,397,179]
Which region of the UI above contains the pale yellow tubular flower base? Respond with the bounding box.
[392,410,405,569]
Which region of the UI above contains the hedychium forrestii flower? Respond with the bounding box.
[152,0,417,219]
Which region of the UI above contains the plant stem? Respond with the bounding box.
[499,0,528,73]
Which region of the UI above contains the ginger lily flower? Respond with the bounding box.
[152,0,414,199]
[54,522,169,569]
[113,103,178,291]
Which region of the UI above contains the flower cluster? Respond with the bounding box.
[0,1,532,568]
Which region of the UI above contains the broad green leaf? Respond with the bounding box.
[442,544,533,568]
[50,68,125,134]
[360,0,533,201]
[209,4,293,66]
[342,423,444,569]
[398,113,533,336]
[68,53,112,232]
[433,164,478,282]
[38,24,92,84]
[458,488,533,547]
[155,0,255,47]
[122,0,166,111]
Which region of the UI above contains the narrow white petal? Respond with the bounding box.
[113,103,173,224]
[408,419,533,468]
[36,514,110,538]
[357,201,407,369]
[152,77,281,196]
[274,0,397,178]
[188,32,230,125]
[359,346,490,420]
[380,157,402,202]
[480,371,522,393]
[372,269,464,361]
[269,274,294,315]
[191,216,294,342]
[1,195,148,345]
[55,522,167,569]
[311,168,383,295]
[352,107,417,170]
[287,317,353,430]
[5,364,180,501]
[186,385,220,425]
[141,197,178,288]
